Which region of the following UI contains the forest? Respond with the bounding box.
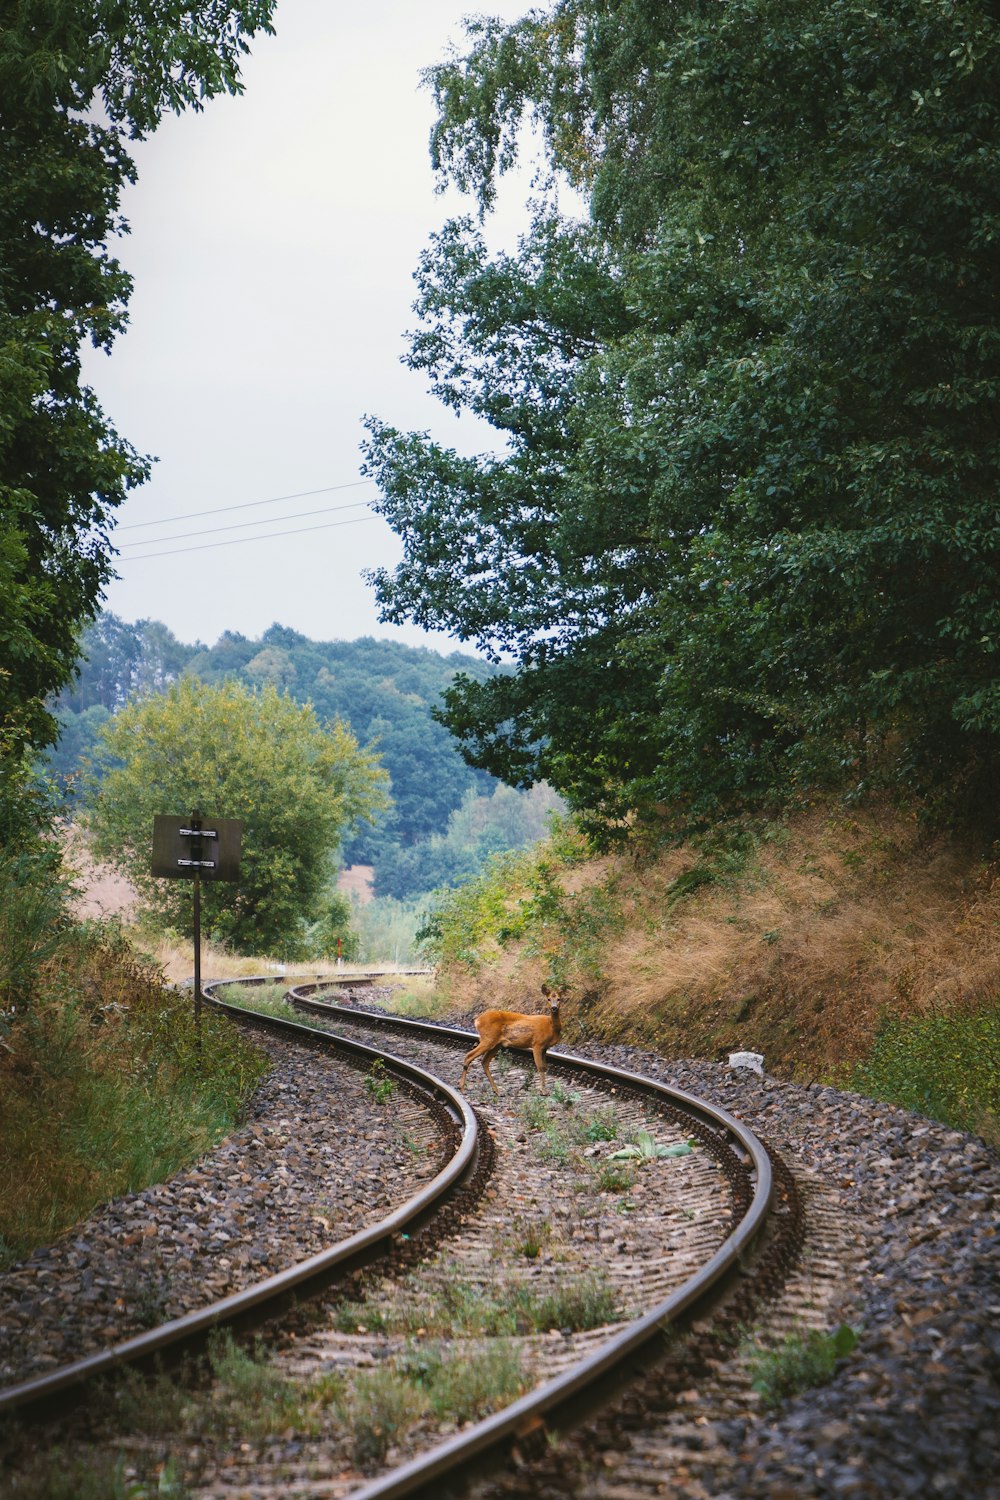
[50,611,560,902]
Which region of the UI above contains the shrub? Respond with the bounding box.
[0,922,266,1265]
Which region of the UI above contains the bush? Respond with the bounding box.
[0,920,267,1266]
[0,845,74,1014]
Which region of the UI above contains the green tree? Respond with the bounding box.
[84,679,389,958]
[365,0,1000,830]
[0,0,276,829]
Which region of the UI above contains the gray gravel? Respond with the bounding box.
[573,1042,1000,1500]
[0,1028,442,1389]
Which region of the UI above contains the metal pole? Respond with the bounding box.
[193,873,202,1060]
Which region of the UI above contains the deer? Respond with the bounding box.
[458,985,564,1095]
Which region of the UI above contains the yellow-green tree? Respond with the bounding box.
[85,678,389,958]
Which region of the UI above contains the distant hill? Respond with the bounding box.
[51,613,557,898]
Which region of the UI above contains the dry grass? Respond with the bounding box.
[434,803,1000,1083]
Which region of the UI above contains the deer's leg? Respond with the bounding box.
[480,1046,502,1096]
[532,1043,549,1092]
[460,1039,487,1091]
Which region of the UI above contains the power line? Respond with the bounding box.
[117,498,373,549]
[122,513,380,562]
[117,477,376,531]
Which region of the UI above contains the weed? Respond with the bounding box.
[222,980,293,1016]
[0,1450,189,1499]
[336,1366,428,1465]
[574,1105,620,1143]
[123,1271,172,1329]
[517,1275,620,1332]
[593,1161,637,1194]
[0,926,266,1266]
[199,1331,306,1439]
[508,1214,552,1259]
[335,1267,619,1339]
[519,1096,572,1163]
[364,1059,396,1104]
[742,1323,858,1407]
[395,1341,527,1424]
[608,1131,694,1161]
[550,1080,581,1108]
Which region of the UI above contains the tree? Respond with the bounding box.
[365,0,1000,829]
[84,678,389,958]
[0,1,276,831]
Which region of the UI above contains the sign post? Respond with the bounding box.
[151,810,242,1052]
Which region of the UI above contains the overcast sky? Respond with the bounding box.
[82,0,546,655]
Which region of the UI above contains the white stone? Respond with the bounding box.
[728,1050,764,1075]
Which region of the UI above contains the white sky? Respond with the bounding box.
[82,0,546,654]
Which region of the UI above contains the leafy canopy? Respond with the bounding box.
[84,678,388,958]
[365,0,1000,830]
[0,0,275,831]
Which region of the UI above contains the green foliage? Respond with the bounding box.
[350,896,426,967]
[364,1059,396,1104]
[364,0,1000,832]
[507,1214,552,1259]
[305,888,359,961]
[0,845,75,1013]
[376,780,564,900]
[743,1323,859,1408]
[335,1341,526,1464]
[337,1365,429,1466]
[418,834,624,987]
[851,1003,1000,1144]
[0,3,275,792]
[83,677,388,958]
[592,1160,636,1196]
[608,1132,694,1161]
[51,614,562,899]
[0,920,266,1266]
[0,1450,188,1500]
[576,1106,619,1143]
[520,1094,572,1162]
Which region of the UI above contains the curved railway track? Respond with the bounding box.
[0,977,811,1500]
[0,994,477,1422]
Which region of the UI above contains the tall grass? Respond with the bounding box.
[0,906,267,1267]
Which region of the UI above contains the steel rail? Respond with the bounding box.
[285,988,775,1500]
[0,985,478,1420]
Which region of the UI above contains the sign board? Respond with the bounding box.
[151,814,242,882]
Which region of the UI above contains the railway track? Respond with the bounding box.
[185,982,791,1499]
[0,978,812,1500]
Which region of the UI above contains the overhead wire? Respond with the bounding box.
[117,477,376,531]
[122,513,380,562]
[117,497,373,549]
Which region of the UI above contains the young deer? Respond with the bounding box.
[459,985,564,1095]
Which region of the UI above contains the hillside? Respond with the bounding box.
[50,614,555,899]
[427,802,1000,1095]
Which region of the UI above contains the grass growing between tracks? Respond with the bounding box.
[334,1264,620,1338]
[0,915,267,1269]
[1,1330,530,1495]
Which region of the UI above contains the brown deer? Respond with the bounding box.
[459,986,564,1095]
